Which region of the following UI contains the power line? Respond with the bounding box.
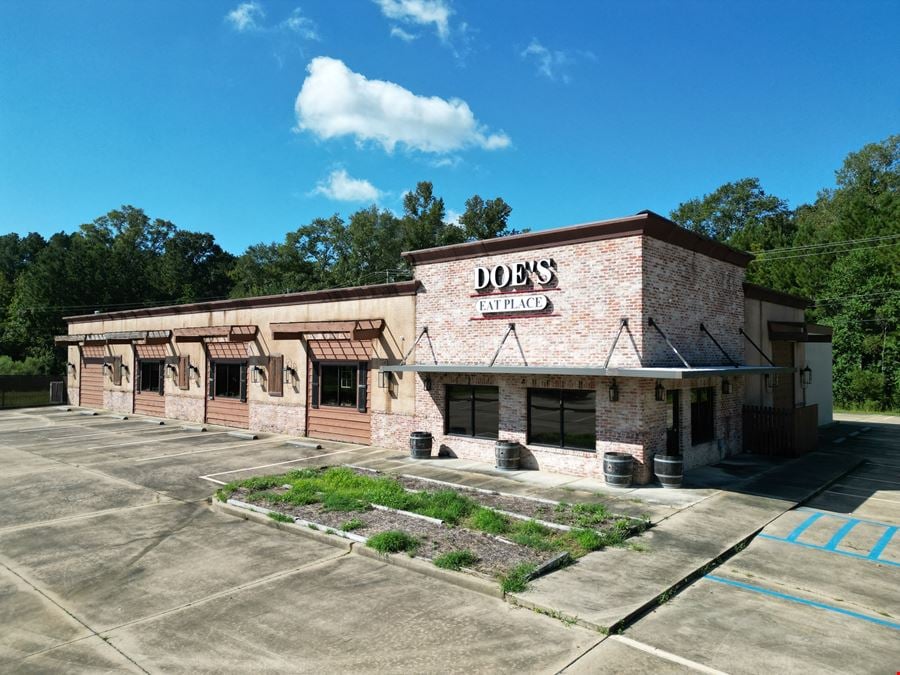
[752,239,900,263]
[756,232,900,255]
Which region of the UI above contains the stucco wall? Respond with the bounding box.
[742,298,805,407]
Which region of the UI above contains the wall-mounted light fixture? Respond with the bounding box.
[189,365,200,383]
[251,365,264,384]
[423,374,433,392]
[102,362,113,379]
[764,374,779,391]
[721,378,732,394]
[800,365,812,389]
[378,370,394,389]
[67,362,76,374]
[654,380,665,402]
[608,378,619,402]
[283,364,296,384]
[166,363,177,380]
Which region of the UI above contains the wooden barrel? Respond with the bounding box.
[495,440,521,470]
[409,431,433,459]
[654,454,684,488]
[603,452,633,487]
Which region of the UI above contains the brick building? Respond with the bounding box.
[58,210,827,484]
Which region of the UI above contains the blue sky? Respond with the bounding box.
[1,0,898,253]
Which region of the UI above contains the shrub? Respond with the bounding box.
[340,518,365,532]
[468,507,510,534]
[500,563,536,594]
[433,550,479,570]
[367,530,419,555]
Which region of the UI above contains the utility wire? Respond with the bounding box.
[756,232,900,255]
[752,239,900,263]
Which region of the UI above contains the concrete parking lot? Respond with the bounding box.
[1,407,898,673]
[0,408,598,673]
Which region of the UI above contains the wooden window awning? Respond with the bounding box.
[173,325,258,342]
[55,334,85,345]
[271,319,384,341]
[768,321,833,343]
[54,330,172,346]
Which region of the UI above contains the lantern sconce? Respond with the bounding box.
[800,365,812,390]
[120,363,129,378]
[423,374,433,392]
[166,363,178,380]
[721,378,732,394]
[378,370,394,390]
[764,374,779,391]
[283,364,297,384]
[189,365,200,382]
[654,380,665,402]
[608,378,619,402]
[251,365,264,384]
[102,362,113,379]
[67,362,77,375]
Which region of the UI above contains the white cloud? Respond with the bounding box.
[445,209,461,226]
[374,0,451,41]
[390,26,418,42]
[431,155,461,168]
[226,2,265,31]
[313,169,382,202]
[521,38,591,83]
[281,8,319,40]
[294,56,511,154]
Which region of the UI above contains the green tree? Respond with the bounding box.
[459,195,517,241]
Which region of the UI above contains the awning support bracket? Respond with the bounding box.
[489,323,528,367]
[400,326,437,365]
[648,317,691,368]
[700,323,739,367]
[739,328,776,366]
[603,318,629,369]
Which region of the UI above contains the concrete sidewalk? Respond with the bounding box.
[512,448,864,631]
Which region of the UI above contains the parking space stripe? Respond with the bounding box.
[757,533,900,568]
[704,575,900,631]
[785,512,823,541]
[796,506,899,528]
[868,526,897,560]
[825,519,859,551]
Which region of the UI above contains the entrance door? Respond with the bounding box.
[771,341,795,409]
[666,390,680,455]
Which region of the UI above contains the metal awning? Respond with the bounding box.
[768,321,833,343]
[271,319,385,341]
[381,363,794,379]
[54,330,173,346]
[173,325,258,341]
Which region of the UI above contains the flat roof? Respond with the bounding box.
[381,364,793,379]
[401,210,754,268]
[743,282,811,309]
[65,280,421,324]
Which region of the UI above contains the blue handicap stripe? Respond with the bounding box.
[704,575,900,631]
[786,512,823,542]
[824,518,859,551]
[796,507,898,529]
[868,525,898,560]
[757,533,900,568]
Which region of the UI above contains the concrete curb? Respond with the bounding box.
[287,440,323,450]
[211,498,503,600]
[228,431,258,440]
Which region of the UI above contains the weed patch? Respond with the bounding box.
[433,550,479,570]
[500,563,536,594]
[367,530,420,555]
[267,512,293,523]
[340,518,365,532]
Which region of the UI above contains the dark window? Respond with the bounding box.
[320,364,358,407]
[527,388,596,451]
[139,360,162,393]
[666,390,680,454]
[214,363,244,399]
[445,385,499,439]
[691,387,715,445]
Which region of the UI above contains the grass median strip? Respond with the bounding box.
[218,466,648,592]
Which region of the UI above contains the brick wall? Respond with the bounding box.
[250,400,307,436]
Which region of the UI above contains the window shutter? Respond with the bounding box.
[158,360,165,396]
[136,360,142,392]
[178,356,189,390]
[239,363,248,402]
[208,361,215,400]
[357,361,368,413]
[310,362,319,409]
[268,355,283,397]
[112,356,122,386]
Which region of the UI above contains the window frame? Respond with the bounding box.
[443,384,500,440]
[690,386,715,446]
[137,359,164,394]
[318,362,359,409]
[526,387,597,452]
[211,360,247,401]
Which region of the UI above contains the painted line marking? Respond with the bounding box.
[136,437,283,462]
[757,533,900,568]
[785,512,823,542]
[848,431,860,437]
[200,444,368,479]
[704,575,900,631]
[609,636,729,675]
[868,526,898,560]
[825,519,859,551]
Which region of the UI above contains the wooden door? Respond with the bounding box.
[771,341,795,409]
[80,359,104,408]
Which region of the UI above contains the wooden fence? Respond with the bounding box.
[0,375,66,409]
[743,404,819,457]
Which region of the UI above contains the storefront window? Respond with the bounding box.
[527,388,596,451]
[321,364,358,407]
[445,385,499,439]
[139,360,163,393]
[691,387,715,445]
[214,362,245,399]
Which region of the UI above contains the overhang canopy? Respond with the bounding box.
[768,321,833,343]
[173,325,258,342]
[55,330,173,346]
[271,319,385,341]
[380,363,794,379]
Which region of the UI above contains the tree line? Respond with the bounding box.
[1,134,897,411]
